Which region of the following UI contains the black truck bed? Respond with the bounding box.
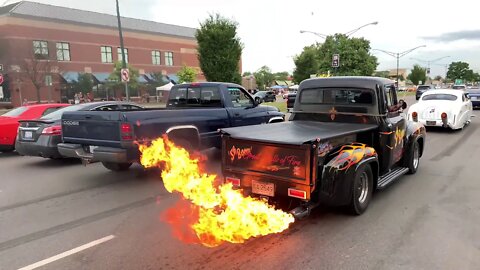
[221,121,378,145]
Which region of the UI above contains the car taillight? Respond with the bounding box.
[441,112,447,119]
[120,123,133,140]
[412,112,418,122]
[42,125,62,136]
[225,177,240,187]
[288,188,307,200]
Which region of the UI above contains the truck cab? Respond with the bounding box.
[221,77,426,217]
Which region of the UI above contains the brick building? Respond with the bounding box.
[0,1,201,107]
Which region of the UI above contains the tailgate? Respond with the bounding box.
[223,136,313,184]
[61,111,123,147]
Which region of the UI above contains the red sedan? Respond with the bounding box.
[0,104,69,152]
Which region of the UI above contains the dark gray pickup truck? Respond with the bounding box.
[58,82,284,171]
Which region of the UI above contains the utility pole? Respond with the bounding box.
[115,0,129,101]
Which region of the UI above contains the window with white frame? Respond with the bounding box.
[152,50,161,65]
[33,40,48,58]
[56,42,71,61]
[117,47,129,63]
[101,46,113,63]
[165,51,174,66]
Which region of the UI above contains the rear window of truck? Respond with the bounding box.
[168,87,222,107]
[300,88,374,105]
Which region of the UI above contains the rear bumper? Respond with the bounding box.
[0,144,14,152]
[15,136,62,158]
[418,119,451,128]
[57,143,132,163]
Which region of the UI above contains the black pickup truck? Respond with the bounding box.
[58,82,284,171]
[221,77,426,217]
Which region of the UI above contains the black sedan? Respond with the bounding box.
[253,91,276,103]
[467,89,480,109]
[15,102,143,159]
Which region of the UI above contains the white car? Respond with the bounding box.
[408,89,472,130]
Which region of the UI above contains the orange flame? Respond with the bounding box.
[138,136,294,247]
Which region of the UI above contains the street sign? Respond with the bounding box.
[45,75,53,86]
[332,54,340,68]
[121,68,130,82]
[0,74,4,85]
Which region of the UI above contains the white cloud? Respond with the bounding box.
[22,0,480,76]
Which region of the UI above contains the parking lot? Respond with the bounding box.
[1,96,480,270]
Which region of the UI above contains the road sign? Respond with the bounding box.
[0,73,4,85]
[332,54,340,68]
[121,68,130,82]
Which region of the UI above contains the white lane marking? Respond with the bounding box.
[17,235,115,270]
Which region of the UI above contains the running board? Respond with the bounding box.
[377,167,410,189]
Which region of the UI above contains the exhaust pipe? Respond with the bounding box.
[289,201,320,220]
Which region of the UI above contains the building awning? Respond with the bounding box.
[275,80,288,86]
[92,72,111,83]
[167,74,179,84]
[61,72,80,83]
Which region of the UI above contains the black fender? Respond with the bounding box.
[319,143,378,206]
[404,121,426,157]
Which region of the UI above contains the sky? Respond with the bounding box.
[10,0,480,77]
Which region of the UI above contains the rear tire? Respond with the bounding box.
[406,140,420,174]
[102,162,132,171]
[347,164,373,215]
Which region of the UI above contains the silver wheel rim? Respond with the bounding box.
[413,143,419,169]
[358,172,369,204]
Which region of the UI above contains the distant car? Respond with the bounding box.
[408,89,472,130]
[282,91,297,99]
[0,104,69,153]
[416,85,435,100]
[15,102,143,159]
[467,89,480,109]
[253,91,276,103]
[286,93,296,111]
[452,84,467,90]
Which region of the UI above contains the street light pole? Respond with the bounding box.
[115,0,129,101]
[410,56,450,82]
[372,45,427,85]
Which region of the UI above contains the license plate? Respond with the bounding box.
[252,180,274,197]
[24,131,33,139]
[89,146,98,153]
[426,121,436,126]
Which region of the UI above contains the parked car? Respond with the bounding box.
[221,77,426,216]
[253,91,276,103]
[452,84,467,91]
[282,91,297,99]
[15,102,143,159]
[0,103,69,153]
[58,82,285,171]
[408,90,472,130]
[467,89,480,109]
[416,85,435,100]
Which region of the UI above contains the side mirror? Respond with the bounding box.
[399,99,408,110]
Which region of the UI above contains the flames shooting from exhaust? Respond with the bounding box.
[138,136,294,247]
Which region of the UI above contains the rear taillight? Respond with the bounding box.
[412,112,418,122]
[120,123,133,140]
[225,177,240,187]
[441,112,447,119]
[42,125,62,136]
[288,188,307,200]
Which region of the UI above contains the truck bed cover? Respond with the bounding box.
[221,121,378,145]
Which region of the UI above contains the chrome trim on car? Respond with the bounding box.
[268,117,284,123]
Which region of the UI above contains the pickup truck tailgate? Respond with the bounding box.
[62,111,123,146]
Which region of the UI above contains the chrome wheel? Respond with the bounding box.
[413,143,419,170]
[358,171,369,204]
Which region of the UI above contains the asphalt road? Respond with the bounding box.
[1,96,479,270]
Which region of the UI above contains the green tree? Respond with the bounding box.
[407,65,427,85]
[108,61,140,97]
[242,71,252,76]
[446,61,470,82]
[196,14,243,84]
[73,73,94,94]
[374,70,390,78]
[273,71,290,81]
[434,75,443,81]
[317,34,378,76]
[293,44,321,83]
[177,65,198,83]
[254,66,275,90]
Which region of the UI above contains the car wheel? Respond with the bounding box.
[406,140,420,174]
[347,164,373,215]
[102,162,132,171]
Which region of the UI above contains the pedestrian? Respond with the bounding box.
[79,92,84,103]
[74,93,79,104]
[22,98,28,106]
